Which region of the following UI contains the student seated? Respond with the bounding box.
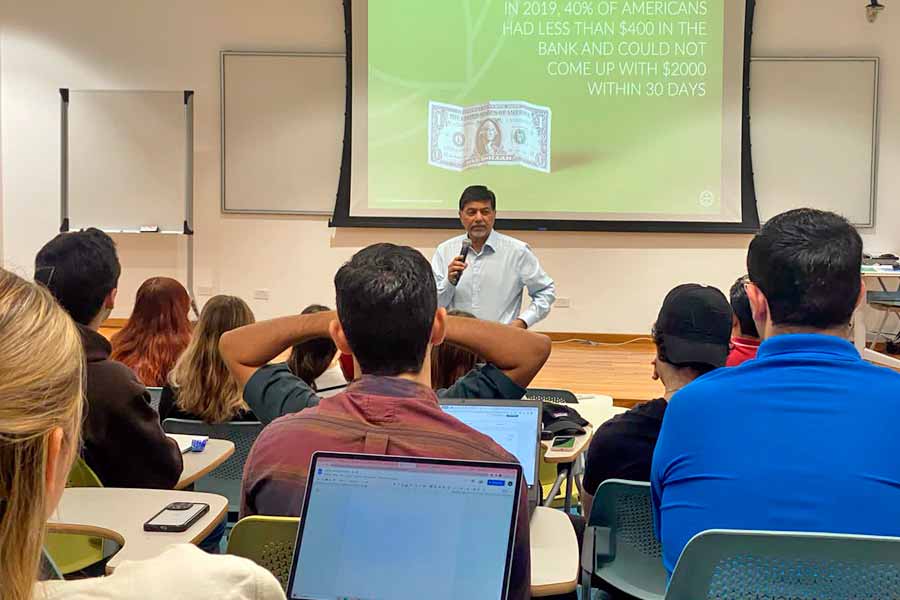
[285,304,339,390]
[220,258,549,426]
[226,244,550,600]
[110,276,193,387]
[35,229,183,489]
[726,274,761,366]
[652,209,900,575]
[0,269,284,600]
[581,284,731,521]
[159,295,258,423]
[430,309,480,390]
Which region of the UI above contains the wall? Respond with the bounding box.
[0,0,896,333]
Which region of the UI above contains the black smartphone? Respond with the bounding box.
[552,436,576,449]
[143,502,210,533]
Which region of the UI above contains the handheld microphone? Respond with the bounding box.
[450,239,472,286]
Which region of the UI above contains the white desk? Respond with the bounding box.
[48,488,228,573]
[540,395,626,511]
[530,507,579,596]
[855,271,900,369]
[175,439,235,490]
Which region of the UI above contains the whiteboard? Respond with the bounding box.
[750,58,879,227]
[221,52,346,214]
[66,90,188,232]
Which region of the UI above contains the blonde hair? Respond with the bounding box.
[0,269,84,600]
[170,295,255,424]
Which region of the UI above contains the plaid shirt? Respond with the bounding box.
[241,374,532,600]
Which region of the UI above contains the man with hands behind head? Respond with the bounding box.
[225,243,550,600]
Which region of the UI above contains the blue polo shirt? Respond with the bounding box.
[651,333,900,574]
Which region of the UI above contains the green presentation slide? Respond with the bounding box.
[366,0,727,218]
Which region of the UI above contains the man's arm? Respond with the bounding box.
[444,314,551,387]
[431,247,457,308]
[220,310,336,389]
[516,246,556,328]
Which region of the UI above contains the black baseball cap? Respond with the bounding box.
[654,284,732,368]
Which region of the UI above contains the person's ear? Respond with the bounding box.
[651,355,660,381]
[45,427,69,518]
[431,307,447,347]
[104,288,118,311]
[745,282,770,338]
[329,319,353,356]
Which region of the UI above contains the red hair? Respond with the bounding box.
[111,277,192,387]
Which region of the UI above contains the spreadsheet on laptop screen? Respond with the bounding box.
[289,456,519,600]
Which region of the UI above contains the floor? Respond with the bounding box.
[531,340,662,408]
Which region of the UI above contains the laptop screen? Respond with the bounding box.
[441,402,540,487]
[288,454,521,600]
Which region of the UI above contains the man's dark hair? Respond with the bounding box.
[334,243,437,376]
[34,228,121,325]
[652,327,717,376]
[747,208,862,330]
[729,275,759,338]
[458,185,496,212]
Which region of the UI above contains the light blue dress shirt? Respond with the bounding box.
[431,230,556,327]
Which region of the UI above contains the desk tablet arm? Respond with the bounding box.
[580,525,614,599]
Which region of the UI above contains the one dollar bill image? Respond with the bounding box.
[428,101,552,173]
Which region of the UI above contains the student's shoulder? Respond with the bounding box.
[855,359,900,391]
[666,367,746,415]
[87,357,146,398]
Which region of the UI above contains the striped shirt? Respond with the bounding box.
[241,375,532,600]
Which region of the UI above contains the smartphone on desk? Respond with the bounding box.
[144,502,209,533]
[551,436,576,449]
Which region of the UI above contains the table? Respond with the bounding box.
[530,506,579,596]
[47,488,228,573]
[175,438,235,490]
[540,395,626,511]
[855,271,900,369]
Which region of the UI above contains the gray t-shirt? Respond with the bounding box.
[244,362,526,425]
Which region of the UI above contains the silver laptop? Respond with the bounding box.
[440,399,542,515]
[287,452,523,600]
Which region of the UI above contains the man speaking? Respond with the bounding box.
[432,185,556,328]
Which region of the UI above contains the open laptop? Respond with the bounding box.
[440,399,542,515]
[286,452,522,600]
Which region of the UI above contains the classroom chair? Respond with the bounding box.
[162,418,264,516]
[146,386,163,412]
[580,480,666,600]
[666,529,900,599]
[526,387,578,404]
[45,458,106,575]
[866,290,900,350]
[227,516,300,591]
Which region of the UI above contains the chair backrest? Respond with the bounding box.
[67,457,103,488]
[45,458,104,574]
[227,516,300,591]
[162,418,265,512]
[146,386,163,412]
[589,479,667,598]
[667,529,900,600]
[526,387,578,404]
